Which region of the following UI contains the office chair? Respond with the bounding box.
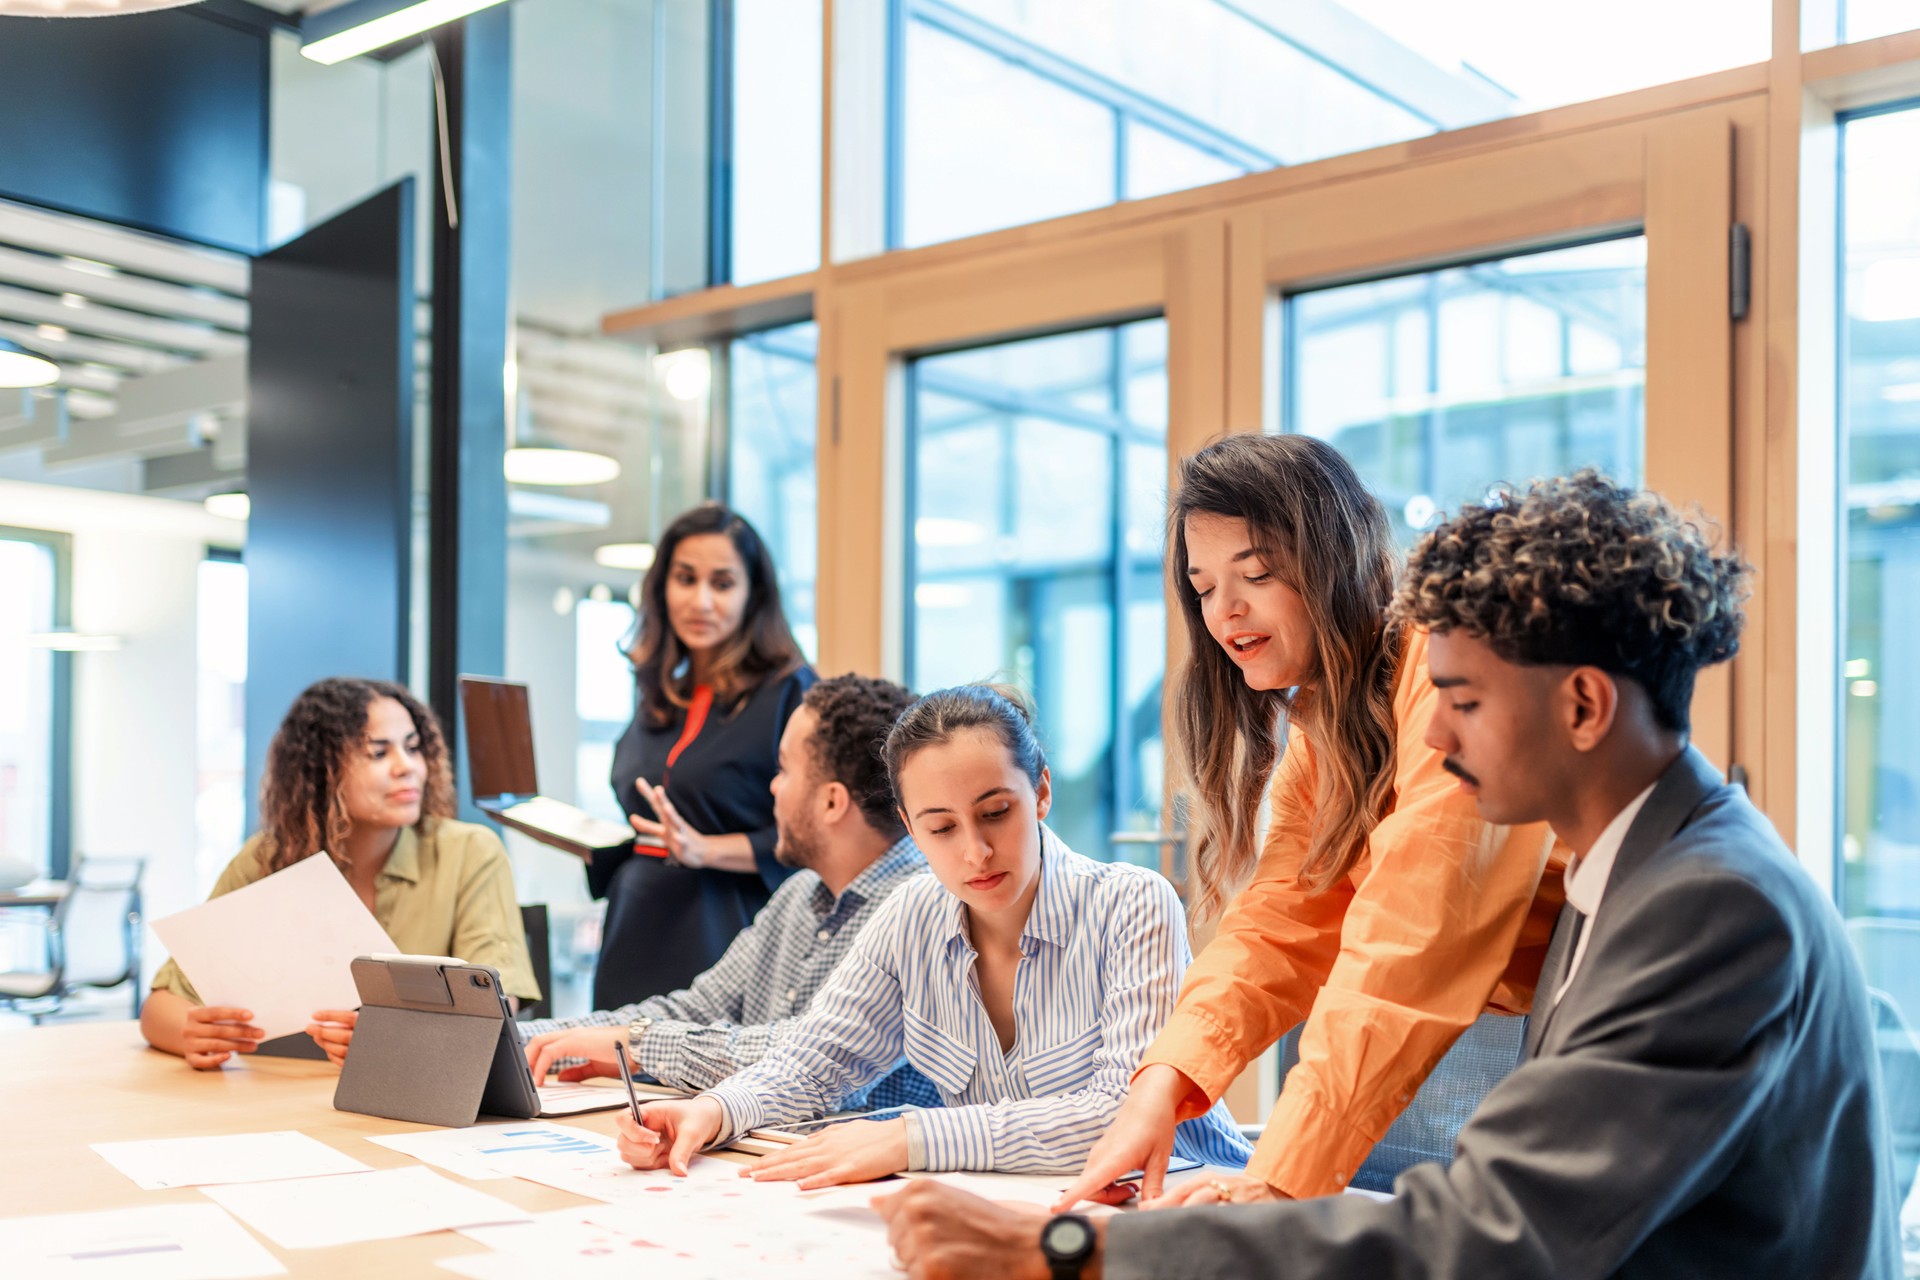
[518,903,552,1022]
[1262,1010,1528,1194]
[0,856,145,1023]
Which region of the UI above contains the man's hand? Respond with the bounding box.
[304,1009,358,1068]
[874,1180,1081,1280]
[1053,1063,1192,1209]
[523,1025,626,1083]
[181,1006,266,1070]
[1145,1171,1285,1209]
[617,1096,725,1175]
[745,1118,909,1189]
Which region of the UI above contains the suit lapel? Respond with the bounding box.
[1524,746,1729,1061]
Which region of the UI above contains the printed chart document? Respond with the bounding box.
[202,1166,530,1250]
[90,1131,369,1191]
[480,1146,749,1206]
[150,854,397,1039]
[366,1123,615,1181]
[0,1203,285,1279]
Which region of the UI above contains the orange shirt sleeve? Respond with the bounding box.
[1137,630,1568,1199]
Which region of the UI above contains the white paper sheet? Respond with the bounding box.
[149,854,397,1040]
[89,1131,370,1191]
[533,1082,629,1115]
[202,1166,531,1250]
[482,1147,755,1206]
[0,1203,285,1280]
[366,1123,615,1181]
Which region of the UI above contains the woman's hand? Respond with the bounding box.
[1052,1063,1192,1209]
[632,776,713,868]
[745,1118,910,1190]
[180,1005,266,1070]
[524,1026,626,1083]
[1145,1172,1285,1209]
[617,1097,726,1175]
[304,1009,358,1068]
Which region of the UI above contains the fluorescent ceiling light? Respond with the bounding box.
[655,349,711,402]
[301,0,511,65]
[0,337,58,389]
[205,492,250,521]
[28,632,122,652]
[594,542,657,571]
[504,446,621,487]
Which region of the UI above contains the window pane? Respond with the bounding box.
[909,319,1168,861]
[1839,106,1920,1262]
[1284,238,1647,544]
[899,0,1765,247]
[195,558,247,898]
[728,322,819,659]
[0,539,54,873]
[901,18,1117,247]
[731,0,823,284]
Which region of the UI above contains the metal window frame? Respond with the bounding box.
[0,524,74,880]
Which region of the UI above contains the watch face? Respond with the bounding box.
[1044,1218,1091,1257]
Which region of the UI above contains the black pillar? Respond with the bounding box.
[428,12,512,819]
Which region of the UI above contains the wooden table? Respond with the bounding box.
[0,1020,651,1277]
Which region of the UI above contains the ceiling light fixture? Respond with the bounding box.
[594,542,657,571]
[0,337,59,390]
[0,0,200,15]
[301,0,512,65]
[656,349,711,403]
[503,447,621,487]
[204,492,250,521]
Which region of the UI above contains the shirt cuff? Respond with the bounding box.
[703,1082,764,1145]
[633,1019,689,1079]
[1134,1009,1244,1117]
[1249,1081,1378,1198]
[907,1106,995,1171]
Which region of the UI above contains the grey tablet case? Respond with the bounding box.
[332,955,543,1128]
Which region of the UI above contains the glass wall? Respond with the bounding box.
[727,322,820,658]
[1283,237,1648,544]
[194,555,247,899]
[893,0,1767,249]
[907,319,1168,861]
[729,0,824,284]
[0,534,58,874]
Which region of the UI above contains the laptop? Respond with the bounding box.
[459,675,660,860]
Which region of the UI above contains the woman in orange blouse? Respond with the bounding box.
[1058,433,1569,1209]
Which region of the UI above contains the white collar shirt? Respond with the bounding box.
[1553,783,1657,1006]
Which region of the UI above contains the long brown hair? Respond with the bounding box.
[1170,434,1404,921]
[257,677,456,874]
[629,502,805,728]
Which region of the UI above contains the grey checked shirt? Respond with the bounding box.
[522,837,935,1100]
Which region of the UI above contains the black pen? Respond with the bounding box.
[613,1040,648,1133]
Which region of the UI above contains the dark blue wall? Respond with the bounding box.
[0,5,271,253]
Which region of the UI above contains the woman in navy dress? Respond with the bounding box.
[587,503,814,1009]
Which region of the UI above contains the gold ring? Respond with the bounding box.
[1208,1178,1237,1203]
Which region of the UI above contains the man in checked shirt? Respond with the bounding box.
[522,674,940,1109]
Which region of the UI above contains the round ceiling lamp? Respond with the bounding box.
[0,338,59,390]
[0,0,203,14]
[504,446,621,487]
[594,542,657,571]
[204,492,250,521]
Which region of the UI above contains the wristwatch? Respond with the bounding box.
[625,1017,652,1071]
[1040,1212,1097,1280]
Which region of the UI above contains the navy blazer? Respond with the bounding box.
[587,665,814,1010]
[1107,746,1901,1279]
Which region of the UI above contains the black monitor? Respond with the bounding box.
[459,676,539,803]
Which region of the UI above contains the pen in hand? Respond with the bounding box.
[613,1040,658,1147]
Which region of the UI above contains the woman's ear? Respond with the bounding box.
[1033,767,1053,822]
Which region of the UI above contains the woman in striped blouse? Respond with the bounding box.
[615,684,1251,1187]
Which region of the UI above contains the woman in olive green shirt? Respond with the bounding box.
[142,677,538,1069]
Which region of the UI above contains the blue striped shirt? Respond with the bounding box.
[521,838,939,1106]
[705,826,1253,1173]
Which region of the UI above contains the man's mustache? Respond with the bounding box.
[1441,756,1480,788]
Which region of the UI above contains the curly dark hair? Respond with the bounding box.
[801,674,917,842]
[257,677,456,873]
[1390,471,1751,732]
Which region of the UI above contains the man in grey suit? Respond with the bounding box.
[875,471,1900,1279]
